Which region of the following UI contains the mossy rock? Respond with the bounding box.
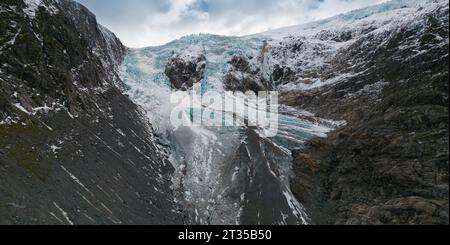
[0,110,55,182]
[0,92,8,113]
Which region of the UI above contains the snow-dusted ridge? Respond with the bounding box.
[255,0,449,91]
[258,0,435,39]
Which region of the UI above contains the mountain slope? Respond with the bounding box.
[273,0,449,224]
[0,0,181,224]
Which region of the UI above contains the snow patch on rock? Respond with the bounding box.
[23,0,59,18]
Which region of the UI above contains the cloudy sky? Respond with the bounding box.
[76,0,387,47]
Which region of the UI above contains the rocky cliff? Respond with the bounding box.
[282,1,449,224]
[0,0,181,224]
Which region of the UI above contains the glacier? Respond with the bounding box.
[119,0,447,225]
[120,34,337,225]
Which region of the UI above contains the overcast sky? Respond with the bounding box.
[76,0,387,47]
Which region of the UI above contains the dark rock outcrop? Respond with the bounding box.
[224,55,273,93]
[224,40,274,93]
[165,48,206,90]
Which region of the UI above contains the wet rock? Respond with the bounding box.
[272,65,295,85]
[165,49,206,90]
[224,55,273,93]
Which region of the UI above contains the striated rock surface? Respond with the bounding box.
[0,0,181,224]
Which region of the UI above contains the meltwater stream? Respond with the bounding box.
[120,34,336,225]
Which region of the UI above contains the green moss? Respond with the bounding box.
[420,33,437,46]
[420,15,449,47]
[0,111,54,182]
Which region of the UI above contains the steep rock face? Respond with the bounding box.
[224,129,309,225]
[0,0,181,224]
[284,0,449,224]
[165,45,206,90]
[224,48,273,93]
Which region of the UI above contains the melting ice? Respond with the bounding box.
[120,34,336,225]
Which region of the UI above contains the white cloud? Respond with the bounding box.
[77,0,388,48]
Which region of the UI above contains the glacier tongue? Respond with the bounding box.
[120,33,337,225]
